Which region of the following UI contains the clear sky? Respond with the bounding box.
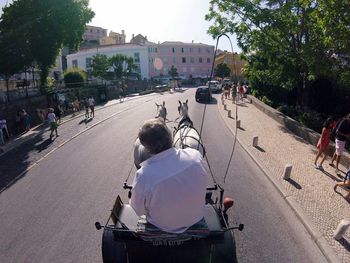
[0,0,239,52]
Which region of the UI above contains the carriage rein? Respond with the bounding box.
[197,34,239,184]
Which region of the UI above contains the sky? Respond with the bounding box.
[0,0,240,52]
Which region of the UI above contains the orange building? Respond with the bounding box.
[214,51,247,80]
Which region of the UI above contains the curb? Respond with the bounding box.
[0,92,160,157]
[217,100,341,263]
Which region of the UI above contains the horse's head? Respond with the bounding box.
[178,99,188,118]
[155,101,167,122]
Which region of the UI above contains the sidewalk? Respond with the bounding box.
[218,96,349,262]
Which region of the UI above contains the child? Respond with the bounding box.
[314,118,334,170]
[47,108,58,139]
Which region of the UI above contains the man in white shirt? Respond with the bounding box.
[130,119,208,233]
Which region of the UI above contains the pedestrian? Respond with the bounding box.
[88,96,95,118]
[54,104,62,124]
[47,108,58,139]
[314,118,334,170]
[119,87,125,103]
[84,97,89,119]
[15,110,22,134]
[231,85,237,104]
[20,109,31,132]
[73,97,80,112]
[329,113,350,174]
[223,84,230,99]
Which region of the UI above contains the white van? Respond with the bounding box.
[206,80,221,93]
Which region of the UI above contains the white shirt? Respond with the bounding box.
[130,147,208,233]
[47,112,56,123]
[88,98,94,106]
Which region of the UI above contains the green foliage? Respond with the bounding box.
[64,68,87,88]
[168,65,178,79]
[206,0,350,108]
[0,0,94,85]
[109,54,136,80]
[91,54,110,79]
[261,96,272,107]
[214,63,231,78]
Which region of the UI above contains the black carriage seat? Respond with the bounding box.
[113,203,225,243]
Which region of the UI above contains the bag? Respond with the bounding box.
[331,119,343,141]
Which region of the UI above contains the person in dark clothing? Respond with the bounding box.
[54,105,62,124]
[330,113,350,174]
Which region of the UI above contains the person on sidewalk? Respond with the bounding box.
[88,96,95,118]
[329,113,350,174]
[130,119,208,233]
[314,118,334,170]
[20,109,31,132]
[84,97,89,119]
[334,167,350,200]
[47,108,59,140]
[54,104,62,124]
[231,84,237,104]
[223,84,230,99]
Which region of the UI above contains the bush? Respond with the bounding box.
[261,95,272,106]
[64,68,87,88]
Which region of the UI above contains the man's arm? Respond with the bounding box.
[129,174,147,216]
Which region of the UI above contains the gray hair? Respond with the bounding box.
[138,119,172,154]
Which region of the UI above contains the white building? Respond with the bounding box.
[66,44,149,79]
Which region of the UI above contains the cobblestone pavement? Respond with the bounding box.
[218,96,350,262]
[0,94,160,192]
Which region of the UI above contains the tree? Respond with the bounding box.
[206,0,350,108]
[168,65,178,80]
[109,54,135,80]
[91,54,110,80]
[215,63,231,79]
[0,0,94,87]
[64,68,87,88]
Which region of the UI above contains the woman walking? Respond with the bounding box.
[48,108,59,140]
[314,118,335,170]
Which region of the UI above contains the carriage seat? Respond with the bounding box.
[114,204,224,242]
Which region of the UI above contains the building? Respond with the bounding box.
[130,34,152,45]
[147,41,215,79]
[100,30,126,46]
[83,25,108,42]
[66,44,149,80]
[214,51,246,79]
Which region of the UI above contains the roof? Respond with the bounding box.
[160,41,214,47]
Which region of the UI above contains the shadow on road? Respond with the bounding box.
[35,138,54,153]
[321,170,343,182]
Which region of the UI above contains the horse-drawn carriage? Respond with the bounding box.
[95,100,243,262]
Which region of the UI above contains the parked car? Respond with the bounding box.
[195,86,212,102]
[206,80,221,93]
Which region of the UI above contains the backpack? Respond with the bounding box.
[330,119,343,141]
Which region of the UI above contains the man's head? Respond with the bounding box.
[138,119,172,154]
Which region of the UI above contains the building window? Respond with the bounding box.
[182,47,186,53]
[190,57,194,63]
[86,57,92,68]
[199,57,202,63]
[182,67,187,73]
[97,29,100,33]
[198,48,201,54]
[155,48,158,53]
[207,58,211,63]
[163,57,168,64]
[173,57,178,64]
[182,57,186,63]
[72,60,78,68]
[191,67,194,73]
[134,52,140,63]
[207,48,211,53]
[190,48,193,53]
[172,48,175,53]
[90,29,92,33]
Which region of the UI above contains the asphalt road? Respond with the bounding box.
[0,88,327,262]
